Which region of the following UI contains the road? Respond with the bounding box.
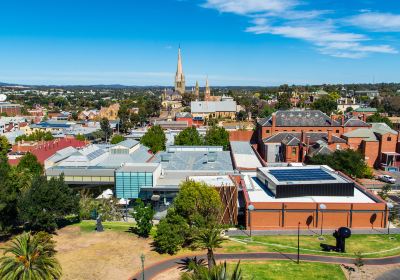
[131,252,400,280]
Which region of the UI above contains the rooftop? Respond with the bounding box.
[230,141,263,169]
[258,110,340,127]
[191,100,237,113]
[257,165,349,186]
[243,173,376,203]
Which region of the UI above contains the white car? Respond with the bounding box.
[378,175,396,184]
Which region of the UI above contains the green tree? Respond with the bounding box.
[0,232,62,280]
[0,154,19,234]
[175,127,203,146]
[110,134,125,144]
[366,113,394,128]
[75,134,86,141]
[17,152,43,177]
[258,106,275,118]
[173,181,223,228]
[236,110,247,121]
[307,149,373,178]
[311,95,337,115]
[140,125,166,153]
[192,227,225,270]
[153,209,189,255]
[100,118,113,142]
[131,199,154,238]
[204,126,229,150]
[19,175,79,233]
[0,136,10,156]
[117,104,133,133]
[276,93,291,110]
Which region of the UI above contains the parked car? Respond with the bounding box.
[378,175,396,184]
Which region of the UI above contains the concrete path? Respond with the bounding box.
[131,252,400,280]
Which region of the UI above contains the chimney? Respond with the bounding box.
[327,129,332,144]
[341,115,345,126]
[301,131,306,144]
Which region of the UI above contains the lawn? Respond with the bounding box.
[229,261,345,280]
[222,234,400,258]
[76,220,136,233]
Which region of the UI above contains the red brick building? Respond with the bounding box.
[257,110,400,170]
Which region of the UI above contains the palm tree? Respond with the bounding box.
[181,261,243,280]
[0,232,62,280]
[193,228,225,270]
[177,257,207,272]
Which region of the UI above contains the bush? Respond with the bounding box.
[154,210,189,254]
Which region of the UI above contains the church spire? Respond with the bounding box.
[195,80,199,100]
[174,47,185,95]
[204,76,211,101]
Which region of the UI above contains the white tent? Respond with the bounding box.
[96,189,113,199]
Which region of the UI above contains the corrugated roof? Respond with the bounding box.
[191,100,236,113]
[259,110,340,127]
[151,150,233,171]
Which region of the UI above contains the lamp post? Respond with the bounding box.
[248,204,255,239]
[387,203,394,235]
[319,204,327,236]
[297,222,300,264]
[140,253,145,280]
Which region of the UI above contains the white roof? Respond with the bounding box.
[191,100,237,113]
[230,141,263,169]
[243,174,376,204]
[188,175,234,187]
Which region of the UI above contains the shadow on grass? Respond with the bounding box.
[57,216,81,229]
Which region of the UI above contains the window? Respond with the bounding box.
[336,130,339,133]
[292,147,297,156]
[266,130,270,133]
[388,137,392,141]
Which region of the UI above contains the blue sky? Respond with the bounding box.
[0,0,399,86]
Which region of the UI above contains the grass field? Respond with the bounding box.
[222,234,400,258]
[229,261,345,280]
[76,220,136,233]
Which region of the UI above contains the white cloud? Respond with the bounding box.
[202,0,298,15]
[347,12,400,32]
[246,19,397,58]
[201,0,398,59]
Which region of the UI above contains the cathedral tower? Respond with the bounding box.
[195,80,200,100]
[174,47,186,95]
[204,77,211,101]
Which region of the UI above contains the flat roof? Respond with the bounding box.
[258,165,349,186]
[243,174,376,204]
[230,141,263,169]
[116,163,160,173]
[188,175,235,187]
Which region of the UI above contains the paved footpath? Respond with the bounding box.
[131,252,400,280]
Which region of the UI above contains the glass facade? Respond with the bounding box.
[115,171,153,199]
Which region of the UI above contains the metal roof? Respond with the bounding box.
[191,100,236,113]
[258,110,340,127]
[151,150,233,171]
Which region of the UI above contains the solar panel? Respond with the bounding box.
[269,169,335,182]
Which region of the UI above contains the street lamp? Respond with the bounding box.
[319,204,327,236]
[387,203,394,235]
[140,253,145,280]
[297,222,300,264]
[248,204,255,239]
